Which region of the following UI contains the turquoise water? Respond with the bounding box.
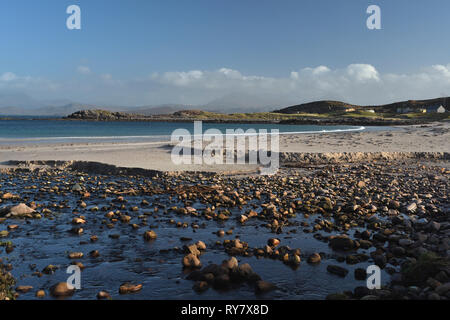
[0,120,383,144]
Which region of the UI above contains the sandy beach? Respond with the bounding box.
[1,122,449,172]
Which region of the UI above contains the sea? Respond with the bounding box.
[0,118,392,145]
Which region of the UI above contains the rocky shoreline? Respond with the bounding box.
[0,154,449,300]
[3,108,438,126]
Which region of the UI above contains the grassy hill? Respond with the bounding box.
[275,97,450,114]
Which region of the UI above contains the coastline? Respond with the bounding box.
[1,122,448,172]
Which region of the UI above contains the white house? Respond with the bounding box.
[426,105,446,113]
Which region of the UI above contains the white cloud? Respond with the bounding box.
[77,66,91,75]
[2,63,450,108]
[0,72,18,82]
[346,64,380,82]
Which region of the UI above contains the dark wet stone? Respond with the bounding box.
[329,235,355,251]
[327,265,349,277]
[354,268,367,280]
[354,286,370,298]
[193,281,209,293]
[213,274,231,290]
[307,253,321,264]
[255,280,277,294]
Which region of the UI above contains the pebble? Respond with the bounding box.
[327,265,349,277]
[143,230,157,240]
[307,253,321,264]
[50,282,75,297]
[119,283,143,294]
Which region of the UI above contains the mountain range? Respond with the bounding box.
[0,91,448,116]
[0,91,288,116]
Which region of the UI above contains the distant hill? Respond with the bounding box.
[275,97,450,114]
[0,103,100,116]
[274,100,357,114]
[367,97,450,113]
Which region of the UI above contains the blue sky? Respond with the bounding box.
[1,0,450,108]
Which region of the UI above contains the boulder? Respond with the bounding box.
[0,203,35,218]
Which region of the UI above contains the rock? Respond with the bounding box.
[0,230,8,238]
[399,239,414,247]
[202,273,215,284]
[357,181,366,188]
[143,230,157,240]
[290,254,301,266]
[196,241,206,251]
[72,184,82,192]
[267,238,280,247]
[0,203,35,218]
[354,286,370,298]
[71,218,86,225]
[427,221,441,232]
[255,280,277,294]
[16,285,33,293]
[359,240,372,249]
[213,274,231,290]
[42,265,58,274]
[392,246,406,257]
[97,291,111,299]
[35,290,45,298]
[428,292,441,300]
[329,235,355,251]
[346,255,359,265]
[435,283,450,295]
[182,253,202,268]
[68,252,83,259]
[185,244,201,256]
[406,202,417,213]
[374,255,387,268]
[90,250,100,258]
[307,253,321,264]
[193,281,209,293]
[222,257,238,270]
[230,263,260,283]
[327,265,349,277]
[1,192,17,200]
[119,283,142,294]
[354,268,366,280]
[50,282,75,297]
